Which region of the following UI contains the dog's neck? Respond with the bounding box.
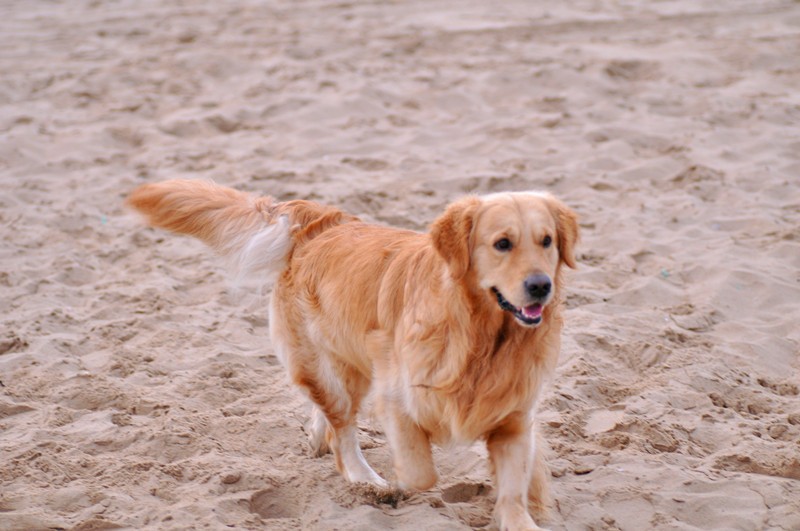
[450,270,556,357]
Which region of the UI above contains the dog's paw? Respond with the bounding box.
[349,482,407,508]
[499,519,549,531]
[332,481,408,509]
[495,501,549,531]
[344,468,389,488]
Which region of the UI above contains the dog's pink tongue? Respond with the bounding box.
[522,304,543,319]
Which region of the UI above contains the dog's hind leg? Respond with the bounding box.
[292,352,387,487]
[326,361,388,486]
[270,295,386,486]
[307,404,331,457]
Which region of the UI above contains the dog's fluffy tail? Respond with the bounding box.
[126,179,353,283]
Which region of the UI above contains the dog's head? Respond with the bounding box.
[431,192,578,327]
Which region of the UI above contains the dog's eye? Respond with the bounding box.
[494,238,512,252]
[542,235,553,248]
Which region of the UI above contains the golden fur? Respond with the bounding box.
[127,179,578,530]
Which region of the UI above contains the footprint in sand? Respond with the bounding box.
[249,484,303,520]
[440,482,492,528]
[440,481,488,504]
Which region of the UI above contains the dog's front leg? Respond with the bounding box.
[380,395,438,491]
[487,416,546,531]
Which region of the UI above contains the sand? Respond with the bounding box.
[1,0,799,529]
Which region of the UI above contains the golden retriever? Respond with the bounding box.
[127,179,578,530]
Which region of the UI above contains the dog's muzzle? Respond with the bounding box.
[491,287,545,326]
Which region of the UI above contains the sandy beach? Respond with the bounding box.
[1,0,799,529]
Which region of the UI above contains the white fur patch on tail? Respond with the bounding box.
[228,215,292,289]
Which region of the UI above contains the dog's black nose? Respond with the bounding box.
[524,274,551,299]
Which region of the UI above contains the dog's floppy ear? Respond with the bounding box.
[430,196,481,280]
[546,195,579,269]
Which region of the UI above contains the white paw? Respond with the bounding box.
[346,468,389,488]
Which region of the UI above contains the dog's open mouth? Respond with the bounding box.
[491,287,544,326]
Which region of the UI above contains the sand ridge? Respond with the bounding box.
[1,0,799,529]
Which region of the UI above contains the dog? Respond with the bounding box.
[127,179,578,530]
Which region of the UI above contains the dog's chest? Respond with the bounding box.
[398,349,539,444]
